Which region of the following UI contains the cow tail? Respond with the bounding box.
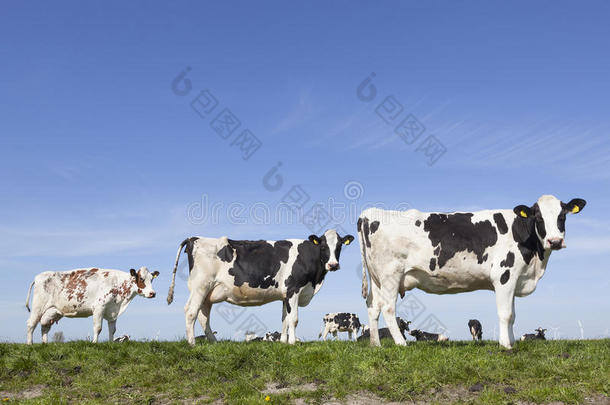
[167,238,189,305]
[357,216,369,299]
[25,280,35,312]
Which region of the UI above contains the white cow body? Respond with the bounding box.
[358,195,585,349]
[26,267,158,344]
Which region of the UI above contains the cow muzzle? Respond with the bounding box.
[326,263,340,271]
[148,292,156,298]
[547,238,565,250]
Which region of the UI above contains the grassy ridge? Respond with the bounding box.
[1,340,609,404]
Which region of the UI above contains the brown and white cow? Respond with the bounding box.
[25,267,159,344]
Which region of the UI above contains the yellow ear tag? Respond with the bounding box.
[572,206,580,213]
[344,239,351,245]
[313,239,319,245]
[520,210,528,218]
[152,274,158,279]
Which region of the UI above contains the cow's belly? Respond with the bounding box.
[208,283,283,306]
[58,304,93,318]
[404,266,493,294]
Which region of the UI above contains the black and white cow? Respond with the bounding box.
[358,195,586,349]
[319,313,362,341]
[358,317,411,342]
[409,329,449,342]
[468,319,483,341]
[520,327,546,341]
[264,331,282,342]
[167,229,354,345]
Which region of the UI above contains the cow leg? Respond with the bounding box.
[348,331,353,341]
[40,308,62,344]
[366,282,382,347]
[284,296,299,344]
[495,288,516,349]
[108,319,117,342]
[197,300,216,342]
[320,324,331,341]
[26,311,42,345]
[92,308,104,343]
[184,289,208,346]
[280,300,289,342]
[380,280,406,346]
[332,331,338,340]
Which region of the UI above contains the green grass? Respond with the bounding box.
[1,339,608,404]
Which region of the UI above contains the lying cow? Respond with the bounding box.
[113,335,130,343]
[358,195,585,349]
[167,229,354,345]
[25,267,159,344]
[264,331,282,342]
[409,329,449,342]
[520,327,546,341]
[468,319,483,341]
[358,318,411,341]
[319,313,362,341]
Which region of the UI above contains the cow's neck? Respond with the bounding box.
[117,282,139,317]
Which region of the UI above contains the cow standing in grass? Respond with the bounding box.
[358,195,586,349]
[468,319,483,341]
[167,230,354,345]
[25,267,159,344]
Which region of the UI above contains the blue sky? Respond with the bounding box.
[1,1,609,342]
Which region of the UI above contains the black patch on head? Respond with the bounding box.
[285,240,327,300]
[183,237,199,272]
[227,240,292,289]
[357,217,362,232]
[423,213,498,269]
[370,221,380,234]
[500,251,515,268]
[415,220,421,227]
[500,270,510,285]
[532,203,547,239]
[217,245,234,262]
[493,213,508,235]
[557,211,566,233]
[429,258,436,271]
[511,213,544,264]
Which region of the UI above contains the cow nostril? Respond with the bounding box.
[149,292,156,298]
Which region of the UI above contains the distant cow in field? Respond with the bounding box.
[264,331,282,342]
[113,335,130,342]
[358,318,411,342]
[26,267,159,344]
[520,327,546,341]
[319,313,362,341]
[468,319,483,341]
[167,230,354,345]
[409,329,449,342]
[358,195,586,348]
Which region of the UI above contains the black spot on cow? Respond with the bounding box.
[433,246,440,256]
[429,258,436,271]
[511,213,544,264]
[370,221,380,234]
[357,217,362,232]
[284,241,327,301]
[482,253,488,262]
[182,237,200,272]
[217,245,233,262]
[227,240,292,289]
[500,270,510,285]
[423,213,498,269]
[500,251,515,268]
[284,298,291,314]
[415,220,421,227]
[493,213,508,235]
[532,203,547,239]
[362,218,371,248]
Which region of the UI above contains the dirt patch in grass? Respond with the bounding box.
[0,384,47,400]
[265,381,319,394]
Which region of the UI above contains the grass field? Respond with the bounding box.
[0,339,608,404]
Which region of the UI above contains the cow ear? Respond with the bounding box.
[308,235,320,245]
[342,235,355,245]
[129,268,137,278]
[513,205,533,218]
[565,198,586,214]
[151,271,160,279]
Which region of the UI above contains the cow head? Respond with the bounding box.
[308,229,355,271]
[513,195,586,251]
[130,267,159,298]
